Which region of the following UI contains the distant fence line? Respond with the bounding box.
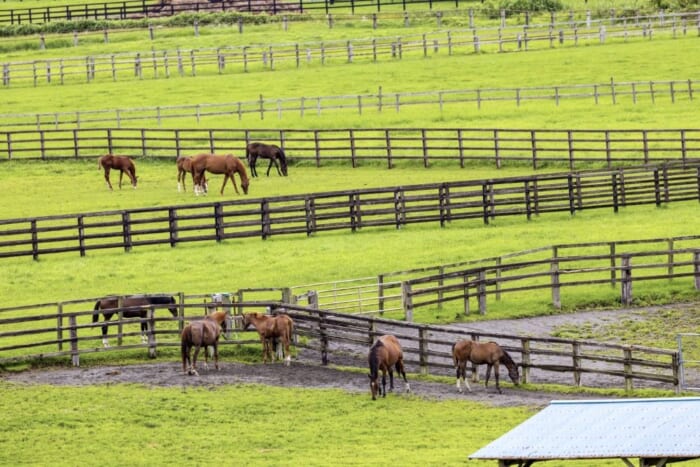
[1,161,699,260]
[2,11,699,91]
[1,78,696,130]
[0,0,690,26]
[1,126,699,170]
[0,299,683,392]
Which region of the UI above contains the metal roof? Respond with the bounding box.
[470,398,700,464]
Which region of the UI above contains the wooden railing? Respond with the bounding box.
[1,162,699,260]
[0,299,681,391]
[1,127,699,170]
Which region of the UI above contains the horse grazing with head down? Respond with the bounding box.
[190,153,250,196]
[98,154,137,190]
[181,311,231,376]
[241,312,294,365]
[452,339,520,394]
[176,155,207,193]
[368,334,410,400]
[246,142,288,177]
[92,294,178,347]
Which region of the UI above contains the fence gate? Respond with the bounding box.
[677,333,700,392]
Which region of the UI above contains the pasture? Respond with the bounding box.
[2,1,700,466]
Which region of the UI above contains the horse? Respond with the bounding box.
[92,294,178,347]
[176,155,207,193]
[241,312,294,365]
[181,311,230,376]
[368,334,410,400]
[452,339,520,394]
[246,142,288,177]
[98,154,137,190]
[190,153,250,196]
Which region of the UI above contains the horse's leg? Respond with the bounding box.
[101,314,111,347]
[140,320,148,344]
[493,362,502,394]
[118,169,124,189]
[213,343,219,370]
[191,345,201,376]
[388,368,395,392]
[250,156,258,177]
[381,370,387,398]
[484,363,493,390]
[284,337,291,366]
[103,167,113,191]
[266,159,274,177]
[458,360,471,393]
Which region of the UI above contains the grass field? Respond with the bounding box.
[2,2,700,466]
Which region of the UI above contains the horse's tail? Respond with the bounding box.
[92,300,101,323]
[368,340,383,379]
[277,147,288,174]
[451,342,458,367]
[97,155,104,170]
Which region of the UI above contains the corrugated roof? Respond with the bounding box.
[470,398,700,462]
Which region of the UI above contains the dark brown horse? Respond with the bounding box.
[181,311,230,376]
[368,334,410,400]
[92,294,178,347]
[98,154,137,190]
[176,155,207,193]
[190,153,250,196]
[246,142,288,177]
[452,339,520,394]
[241,312,294,365]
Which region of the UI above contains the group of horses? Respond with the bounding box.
[91,295,519,396]
[98,141,288,194]
[368,334,520,400]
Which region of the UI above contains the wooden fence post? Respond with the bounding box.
[57,303,64,351]
[69,315,80,367]
[623,347,633,391]
[572,342,581,386]
[551,260,561,309]
[319,311,328,365]
[621,255,632,306]
[520,338,530,384]
[147,307,157,358]
[477,270,487,315]
[378,274,385,315]
[419,327,428,375]
[462,272,470,316]
[694,251,700,290]
[402,282,413,322]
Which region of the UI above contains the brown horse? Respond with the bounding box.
[181,311,230,376]
[241,312,294,365]
[176,155,207,193]
[368,334,410,400]
[452,339,520,394]
[190,153,250,196]
[246,142,288,177]
[98,154,137,190]
[92,294,178,347]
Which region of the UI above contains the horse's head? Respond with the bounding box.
[368,374,380,401]
[241,313,253,330]
[508,365,521,386]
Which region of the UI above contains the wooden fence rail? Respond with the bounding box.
[3,9,699,91]
[1,76,696,129]
[1,162,699,260]
[0,299,680,391]
[1,127,699,170]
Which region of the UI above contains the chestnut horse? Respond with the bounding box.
[452,339,520,394]
[241,312,294,365]
[181,311,231,375]
[176,155,207,193]
[190,153,250,196]
[92,294,178,347]
[246,142,288,177]
[368,334,410,400]
[98,154,137,190]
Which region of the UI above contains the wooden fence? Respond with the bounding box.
[2,127,700,169]
[1,161,699,260]
[289,235,700,317]
[0,1,683,25]
[2,13,699,90]
[0,299,681,391]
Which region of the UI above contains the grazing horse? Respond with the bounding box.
[246,142,288,177]
[368,334,410,400]
[190,153,250,196]
[241,312,294,365]
[181,311,230,376]
[452,339,520,394]
[176,155,207,193]
[98,154,137,190]
[92,294,178,347]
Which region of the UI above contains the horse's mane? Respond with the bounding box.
[499,348,516,369]
[368,340,384,379]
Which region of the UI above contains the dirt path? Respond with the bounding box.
[6,306,689,407]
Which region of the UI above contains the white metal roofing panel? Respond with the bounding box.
[470,398,700,461]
